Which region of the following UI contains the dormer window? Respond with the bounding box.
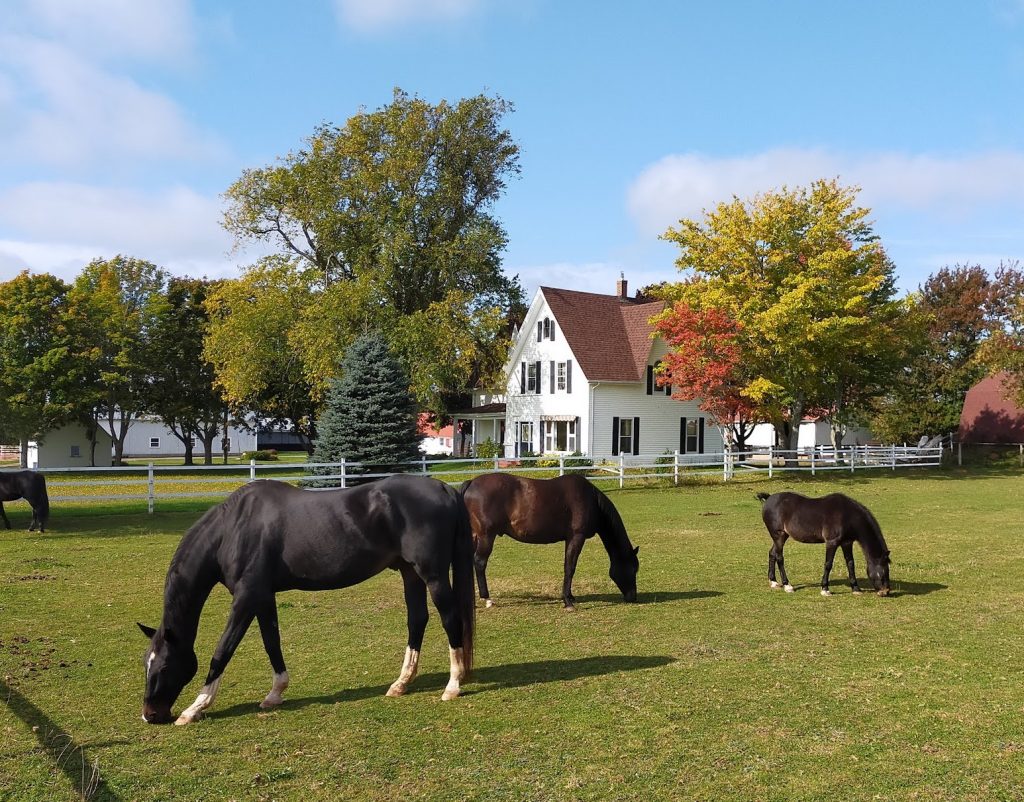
[537,317,557,341]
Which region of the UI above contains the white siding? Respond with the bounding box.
[29,425,113,468]
[747,422,876,448]
[102,419,257,457]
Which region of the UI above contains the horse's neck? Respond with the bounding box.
[161,539,220,643]
[597,527,630,562]
[857,529,887,561]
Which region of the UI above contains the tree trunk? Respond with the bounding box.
[20,439,28,469]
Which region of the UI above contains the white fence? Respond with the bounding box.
[1,443,946,516]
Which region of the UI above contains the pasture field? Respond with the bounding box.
[1,469,1022,801]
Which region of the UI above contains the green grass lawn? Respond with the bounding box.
[1,469,1022,801]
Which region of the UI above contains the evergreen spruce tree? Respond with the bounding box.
[310,333,421,483]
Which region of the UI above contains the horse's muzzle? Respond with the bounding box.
[142,704,174,724]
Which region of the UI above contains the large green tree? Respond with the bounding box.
[659,179,916,450]
[0,272,75,466]
[66,256,168,465]
[309,333,420,482]
[219,89,524,417]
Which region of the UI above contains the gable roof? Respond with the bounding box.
[540,287,665,382]
[958,372,1024,443]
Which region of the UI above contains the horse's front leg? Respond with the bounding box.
[561,535,586,610]
[176,589,259,725]
[474,533,496,608]
[256,600,289,709]
[770,535,793,592]
[387,565,428,698]
[0,502,10,530]
[820,543,838,596]
[841,542,862,594]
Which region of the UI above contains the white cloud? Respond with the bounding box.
[18,0,196,65]
[0,182,243,282]
[334,0,481,32]
[627,148,1024,237]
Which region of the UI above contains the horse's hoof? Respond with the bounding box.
[563,604,576,612]
[385,682,406,698]
[784,584,795,593]
[820,590,832,597]
[770,581,781,589]
[259,696,284,709]
[441,688,460,701]
[851,589,863,596]
[484,599,495,609]
[174,714,196,726]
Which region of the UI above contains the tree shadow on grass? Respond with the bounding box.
[0,677,126,800]
[209,654,676,721]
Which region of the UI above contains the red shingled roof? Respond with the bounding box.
[541,287,665,381]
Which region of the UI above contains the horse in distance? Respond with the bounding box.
[138,475,475,725]
[756,491,891,596]
[461,473,639,611]
[0,470,49,532]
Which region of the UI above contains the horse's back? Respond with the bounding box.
[761,490,875,543]
[464,473,598,542]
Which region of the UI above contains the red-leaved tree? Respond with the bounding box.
[654,302,759,451]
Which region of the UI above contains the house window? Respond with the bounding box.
[541,317,556,340]
[680,417,706,454]
[526,362,539,393]
[612,416,641,456]
[70,445,81,458]
[618,418,633,455]
[557,362,567,391]
[149,437,160,449]
[543,419,577,452]
[647,362,673,396]
[516,421,534,456]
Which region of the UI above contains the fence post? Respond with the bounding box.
[768,444,773,479]
[250,458,257,483]
[673,450,679,486]
[619,454,625,489]
[421,455,427,475]
[958,441,962,466]
[810,449,816,477]
[340,458,347,488]
[559,455,565,477]
[723,447,729,482]
[494,454,499,471]
[147,463,155,514]
[891,444,896,470]
[850,446,855,474]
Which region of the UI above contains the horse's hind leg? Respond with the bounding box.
[257,601,289,709]
[769,535,793,592]
[841,542,862,594]
[0,502,10,530]
[176,590,259,725]
[820,543,838,596]
[424,574,466,701]
[387,565,428,698]
[474,533,496,608]
[561,534,586,610]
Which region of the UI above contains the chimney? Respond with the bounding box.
[616,273,628,300]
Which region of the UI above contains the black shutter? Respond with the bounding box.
[680,417,687,454]
[646,365,653,395]
[698,417,705,453]
[537,321,542,342]
[534,361,541,394]
[566,360,572,393]
[521,362,526,394]
[550,361,555,394]
[550,322,556,341]
[633,417,640,455]
[611,417,620,456]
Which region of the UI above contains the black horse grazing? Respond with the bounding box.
[756,491,891,597]
[461,473,639,610]
[0,470,49,532]
[138,475,475,725]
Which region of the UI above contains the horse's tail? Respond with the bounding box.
[756,492,770,503]
[452,485,475,678]
[35,474,49,528]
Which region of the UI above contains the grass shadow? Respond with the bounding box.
[773,580,947,597]
[486,590,722,607]
[0,677,124,800]
[209,654,676,720]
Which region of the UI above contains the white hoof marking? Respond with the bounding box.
[177,677,221,724]
[784,584,795,593]
[770,581,781,589]
[821,590,832,597]
[387,647,419,698]
[260,670,289,708]
[485,599,495,608]
[442,646,465,701]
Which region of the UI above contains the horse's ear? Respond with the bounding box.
[633,546,640,556]
[137,622,157,639]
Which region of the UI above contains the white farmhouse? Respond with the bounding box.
[455,279,723,460]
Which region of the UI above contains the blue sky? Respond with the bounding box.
[1,0,1023,298]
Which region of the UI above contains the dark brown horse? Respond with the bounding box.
[138,475,475,725]
[461,473,639,610]
[0,470,49,532]
[757,491,891,596]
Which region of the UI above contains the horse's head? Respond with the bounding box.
[138,622,198,724]
[609,545,640,602]
[867,551,891,597]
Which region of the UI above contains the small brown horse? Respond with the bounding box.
[757,491,890,596]
[0,470,49,532]
[461,473,639,610]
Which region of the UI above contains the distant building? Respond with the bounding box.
[959,373,1024,443]
[27,424,114,469]
[418,414,454,456]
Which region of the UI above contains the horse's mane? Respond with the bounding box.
[849,497,890,563]
[592,486,632,555]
